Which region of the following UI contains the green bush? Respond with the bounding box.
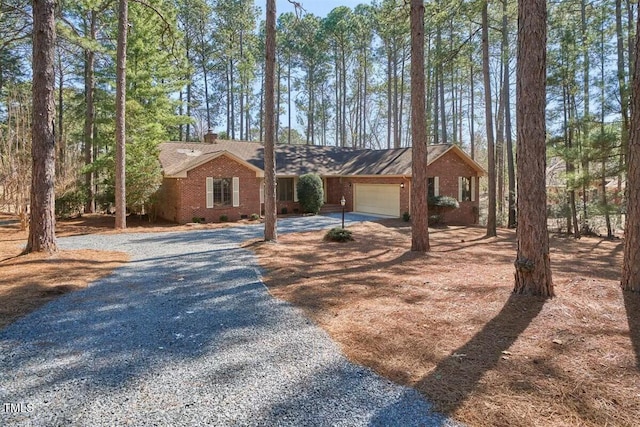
[55,187,87,218]
[281,207,288,215]
[428,195,460,209]
[402,211,411,222]
[297,173,324,214]
[192,217,204,223]
[219,214,229,222]
[324,227,353,242]
[250,213,260,221]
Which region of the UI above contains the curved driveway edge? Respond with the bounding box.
[1,215,460,426]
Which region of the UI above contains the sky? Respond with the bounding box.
[274,0,369,18]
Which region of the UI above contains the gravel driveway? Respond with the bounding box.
[1,215,458,426]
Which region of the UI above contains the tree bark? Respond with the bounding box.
[410,0,429,252]
[621,6,640,292]
[114,0,128,230]
[504,0,516,229]
[84,9,96,214]
[264,0,277,242]
[514,0,553,297]
[469,25,475,159]
[482,2,497,237]
[26,0,58,253]
[617,0,630,198]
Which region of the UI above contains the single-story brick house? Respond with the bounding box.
[156,133,485,225]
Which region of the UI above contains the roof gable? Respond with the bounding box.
[160,143,264,178]
[430,144,486,176]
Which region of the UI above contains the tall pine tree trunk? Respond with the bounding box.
[56,50,64,181]
[482,2,497,237]
[621,5,640,292]
[617,0,630,198]
[288,57,292,144]
[579,0,590,232]
[504,0,516,228]
[27,0,58,253]
[410,0,429,252]
[84,9,96,214]
[387,49,392,149]
[469,28,475,159]
[114,0,128,230]
[514,0,553,297]
[264,0,277,241]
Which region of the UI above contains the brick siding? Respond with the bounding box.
[157,154,262,224]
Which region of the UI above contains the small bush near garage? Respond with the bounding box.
[297,173,324,214]
[324,227,353,242]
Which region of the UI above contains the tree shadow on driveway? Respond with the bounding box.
[1,222,454,426]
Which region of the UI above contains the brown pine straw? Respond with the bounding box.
[253,220,640,427]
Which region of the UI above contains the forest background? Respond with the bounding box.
[0,0,634,236]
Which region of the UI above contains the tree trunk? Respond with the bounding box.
[264,0,277,242]
[26,0,58,253]
[601,160,613,238]
[469,27,475,159]
[514,0,553,297]
[114,0,128,230]
[504,0,516,229]
[387,49,392,149]
[230,58,235,139]
[433,67,439,145]
[399,49,406,147]
[56,50,64,180]
[393,49,400,148]
[617,0,630,198]
[482,2,497,237]
[496,74,505,223]
[410,0,429,252]
[363,49,368,148]
[342,48,347,147]
[580,0,590,232]
[239,31,244,140]
[621,6,640,292]
[275,63,280,142]
[84,9,96,214]
[288,57,291,144]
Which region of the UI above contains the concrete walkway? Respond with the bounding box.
[0,215,459,426]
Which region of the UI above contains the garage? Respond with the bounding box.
[354,184,400,217]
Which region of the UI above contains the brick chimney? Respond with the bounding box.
[203,130,218,144]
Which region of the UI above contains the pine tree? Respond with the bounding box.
[26,0,58,253]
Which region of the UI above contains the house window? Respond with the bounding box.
[206,178,232,207]
[277,177,294,201]
[459,177,472,201]
[428,177,439,198]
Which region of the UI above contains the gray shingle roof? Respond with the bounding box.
[158,140,481,178]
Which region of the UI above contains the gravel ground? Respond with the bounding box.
[1,214,460,426]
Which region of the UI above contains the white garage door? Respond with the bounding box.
[354,184,400,217]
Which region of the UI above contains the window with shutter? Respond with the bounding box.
[206,177,233,207]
